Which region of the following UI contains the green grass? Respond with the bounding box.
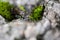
[29,5,45,21]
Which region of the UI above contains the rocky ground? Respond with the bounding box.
[0,0,60,40]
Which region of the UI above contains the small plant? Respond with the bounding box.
[19,5,25,11]
[0,1,14,21]
[29,5,45,21]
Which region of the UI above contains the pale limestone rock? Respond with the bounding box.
[0,15,6,25]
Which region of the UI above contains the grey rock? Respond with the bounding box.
[0,0,60,40]
[35,18,51,35]
[44,1,60,28]
[0,24,10,40]
[53,3,60,16]
[0,15,6,25]
[43,1,60,40]
[44,29,60,40]
[9,0,39,6]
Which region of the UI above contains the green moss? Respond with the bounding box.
[0,1,14,21]
[29,5,45,21]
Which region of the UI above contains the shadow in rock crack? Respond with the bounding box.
[14,35,26,40]
[36,34,44,40]
[36,26,52,40]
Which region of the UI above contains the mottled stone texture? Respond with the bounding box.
[0,0,60,40]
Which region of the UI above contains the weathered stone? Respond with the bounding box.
[0,15,6,25]
[0,0,60,40]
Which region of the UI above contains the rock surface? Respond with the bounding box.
[0,0,60,40]
[0,15,6,25]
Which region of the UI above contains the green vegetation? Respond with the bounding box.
[19,5,25,11]
[29,5,45,21]
[0,0,45,22]
[0,1,14,21]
